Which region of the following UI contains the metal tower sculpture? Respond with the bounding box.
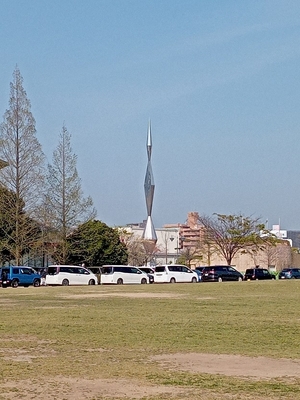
[142,120,157,253]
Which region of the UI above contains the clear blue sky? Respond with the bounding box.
[1,0,300,229]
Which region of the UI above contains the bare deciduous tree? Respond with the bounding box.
[261,241,292,270]
[126,235,147,266]
[44,125,96,263]
[0,67,45,264]
[198,213,274,266]
[177,245,203,267]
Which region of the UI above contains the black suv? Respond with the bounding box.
[278,268,300,279]
[201,266,243,282]
[244,268,275,280]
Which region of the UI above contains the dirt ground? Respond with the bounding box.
[2,352,300,399]
[152,353,300,379]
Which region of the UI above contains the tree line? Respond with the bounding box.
[0,67,128,267]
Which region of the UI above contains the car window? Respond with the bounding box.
[181,267,190,273]
[155,266,166,273]
[60,266,74,273]
[77,268,89,274]
[228,267,236,272]
[129,267,139,274]
[214,266,226,271]
[263,270,270,275]
[102,267,113,274]
[12,268,19,274]
[21,268,31,275]
[140,268,153,273]
[114,266,125,273]
[47,267,58,275]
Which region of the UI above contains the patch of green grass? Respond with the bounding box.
[0,280,300,399]
[148,370,300,397]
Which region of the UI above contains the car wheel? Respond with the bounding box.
[11,279,19,288]
[170,277,176,283]
[238,277,242,282]
[88,279,95,285]
[117,278,123,285]
[62,279,69,286]
[141,278,147,284]
[33,279,40,287]
[191,277,197,283]
[218,277,223,282]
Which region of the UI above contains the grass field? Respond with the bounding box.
[0,280,300,399]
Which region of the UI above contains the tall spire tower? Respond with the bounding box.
[142,120,157,252]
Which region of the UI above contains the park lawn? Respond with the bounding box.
[0,280,300,399]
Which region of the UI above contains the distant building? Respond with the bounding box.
[122,224,180,265]
[286,231,300,249]
[165,212,203,249]
[124,212,204,266]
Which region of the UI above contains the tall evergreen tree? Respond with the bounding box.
[45,125,96,263]
[0,67,45,265]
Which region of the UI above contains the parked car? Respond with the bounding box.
[195,266,205,282]
[100,265,150,285]
[138,266,155,283]
[46,265,98,286]
[201,265,243,282]
[244,268,275,280]
[0,266,41,288]
[153,264,198,283]
[278,268,300,279]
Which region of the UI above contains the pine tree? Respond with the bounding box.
[0,67,45,265]
[45,125,96,263]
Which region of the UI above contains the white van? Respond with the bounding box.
[153,264,198,283]
[46,265,98,286]
[100,265,150,285]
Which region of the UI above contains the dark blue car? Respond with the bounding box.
[278,268,300,279]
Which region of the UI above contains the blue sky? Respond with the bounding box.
[1,0,300,229]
